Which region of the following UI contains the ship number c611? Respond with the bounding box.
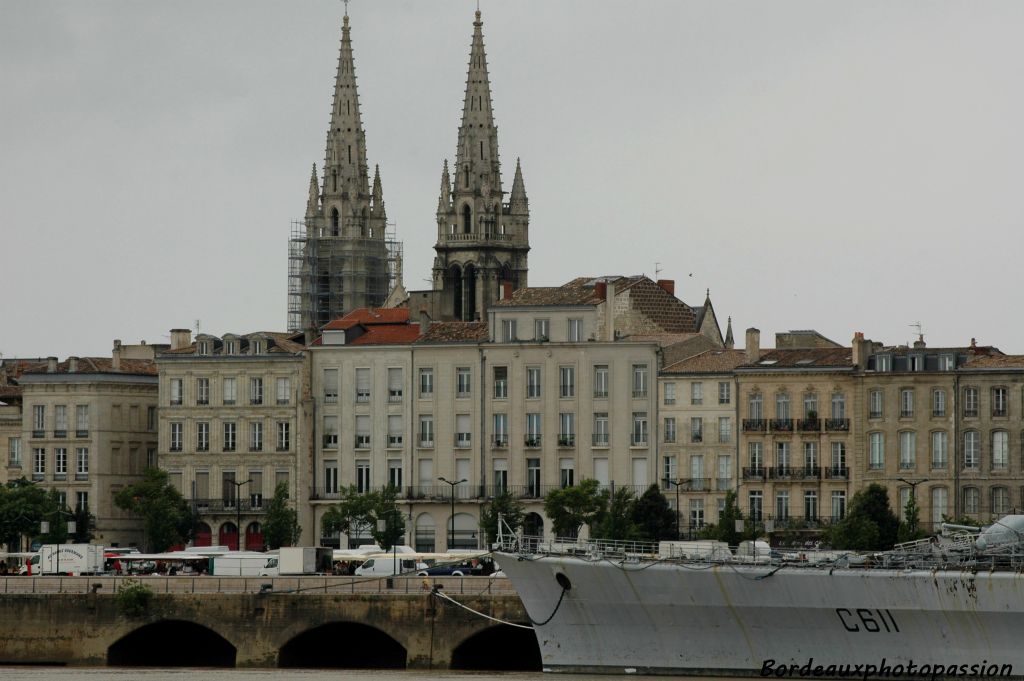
[835,608,899,633]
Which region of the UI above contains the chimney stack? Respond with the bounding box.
[851,332,867,369]
[169,329,192,351]
[501,281,513,300]
[913,335,926,349]
[112,340,122,371]
[604,280,617,341]
[657,279,675,296]
[68,356,78,373]
[47,356,58,373]
[419,311,431,335]
[594,281,607,300]
[745,328,760,363]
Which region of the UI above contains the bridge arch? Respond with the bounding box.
[108,620,235,666]
[279,622,406,668]
[450,623,541,670]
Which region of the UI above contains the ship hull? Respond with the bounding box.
[497,552,1024,678]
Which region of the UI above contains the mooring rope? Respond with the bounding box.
[431,587,535,629]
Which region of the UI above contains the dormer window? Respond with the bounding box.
[251,341,263,355]
[225,341,237,355]
[938,354,955,371]
[875,354,892,372]
[197,341,209,356]
[908,354,923,372]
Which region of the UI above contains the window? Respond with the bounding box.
[663,417,676,443]
[869,389,883,418]
[456,367,472,397]
[804,441,818,469]
[559,366,575,398]
[560,458,575,488]
[75,405,90,437]
[197,378,210,405]
[55,448,67,479]
[831,393,846,420]
[689,499,705,529]
[224,422,237,451]
[831,491,846,521]
[932,389,946,417]
[831,441,847,471]
[869,432,884,469]
[8,437,21,467]
[32,448,45,479]
[690,417,703,443]
[593,413,609,446]
[691,382,703,405]
[993,487,1010,515]
[501,318,517,342]
[593,365,609,398]
[803,392,818,418]
[388,459,403,490]
[992,431,1009,470]
[251,340,263,355]
[717,455,732,491]
[197,340,210,355]
[277,421,290,451]
[875,354,892,372]
[419,415,434,447]
[776,441,790,471]
[75,491,88,513]
[322,416,337,449]
[493,459,508,495]
[526,458,541,497]
[356,415,371,448]
[900,389,914,418]
[938,354,955,371]
[664,382,676,405]
[559,413,576,446]
[250,421,263,452]
[388,368,403,403]
[455,414,471,448]
[356,368,371,402]
[31,405,45,437]
[931,431,948,468]
[993,388,1008,417]
[663,455,677,487]
[748,491,763,521]
[748,442,764,469]
[632,364,648,398]
[170,379,183,406]
[493,366,508,399]
[356,461,370,494]
[249,377,263,405]
[690,454,705,488]
[223,377,237,405]
[75,447,89,479]
[748,393,763,420]
[534,318,549,341]
[963,487,980,514]
[899,431,915,469]
[324,462,338,494]
[277,377,291,405]
[719,381,731,405]
[718,417,731,443]
[963,431,980,470]
[197,422,210,451]
[419,368,433,397]
[931,487,948,526]
[170,422,183,452]
[632,412,648,446]
[804,491,818,520]
[775,491,790,521]
[54,405,68,437]
[963,387,979,417]
[388,415,403,447]
[775,392,790,420]
[526,413,542,446]
[567,318,583,342]
[526,366,541,398]
[493,413,508,446]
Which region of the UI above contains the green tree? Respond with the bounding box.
[826,483,899,550]
[262,482,301,549]
[592,487,638,540]
[896,494,924,544]
[321,486,406,550]
[0,479,59,551]
[114,468,195,552]
[479,491,525,545]
[543,479,606,538]
[702,490,753,546]
[632,484,675,541]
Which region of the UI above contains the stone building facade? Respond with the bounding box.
[156,329,312,549]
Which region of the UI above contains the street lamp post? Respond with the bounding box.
[663,478,692,540]
[230,479,253,551]
[438,477,466,550]
[897,477,929,531]
[40,508,75,575]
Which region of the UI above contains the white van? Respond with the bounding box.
[353,554,427,577]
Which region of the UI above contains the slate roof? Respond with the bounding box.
[961,354,1024,370]
[737,347,853,370]
[663,349,748,374]
[21,358,158,376]
[161,332,305,355]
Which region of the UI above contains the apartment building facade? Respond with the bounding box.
[157,329,311,549]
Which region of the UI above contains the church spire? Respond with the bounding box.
[372,164,385,218]
[306,163,320,218]
[323,12,370,199]
[437,159,452,214]
[454,9,501,197]
[508,157,528,213]
[725,316,735,349]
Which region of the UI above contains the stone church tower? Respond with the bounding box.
[288,11,390,333]
[432,10,530,321]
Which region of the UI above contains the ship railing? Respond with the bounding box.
[519,535,658,559]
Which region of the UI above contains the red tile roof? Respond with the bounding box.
[417,322,489,343]
[349,325,423,346]
[323,308,410,329]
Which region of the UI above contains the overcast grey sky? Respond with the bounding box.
[3,1,1023,359]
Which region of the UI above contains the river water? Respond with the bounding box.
[0,671,735,681]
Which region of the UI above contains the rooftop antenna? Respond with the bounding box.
[195,319,201,334]
[343,0,349,16]
[910,321,923,337]
[654,262,662,280]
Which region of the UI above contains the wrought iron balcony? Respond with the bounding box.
[492,434,509,447]
[824,466,849,479]
[742,419,766,432]
[524,436,542,448]
[825,418,849,432]
[557,435,576,447]
[742,466,766,480]
[797,418,820,432]
[770,419,793,432]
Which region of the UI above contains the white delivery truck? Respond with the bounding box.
[211,551,272,576]
[38,544,105,575]
[354,553,428,577]
[260,547,333,576]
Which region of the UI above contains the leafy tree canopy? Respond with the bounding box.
[592,487,638,541]
[262,481,301,550]
[114,468,195,552]
[827,483,899,550]
[632,484,675,542]
[0,479,59,551]
[479,491,525,546]
[322,486,405,550]
[543,479,606,538]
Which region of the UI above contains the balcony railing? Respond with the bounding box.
[631,435,649,447]
[716,477,732,491]
[75,430,89,438]
[387,436,403,448]
[825,418,849,432]
[454,434,472,448]
[323,436,338,448]
[557,435,576,447]
[993,408,1008,417]
[964,408,978,418]
[356,391,370,403]
[524,436,542,448]
[688,478,709,491]
[690,433,703,443]
[355,436,371,449]
[492,434,509,447]
[189,498,267,514]
[797,418,820,432]
[824,466,849,479]
[742,466,766,480]
[592,433,610,446]
[388,391,403,403]
[742,419,766,432]
[53,430,67,439]
[770,419,793,432]
[769,466,821,480]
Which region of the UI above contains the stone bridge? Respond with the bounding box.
[0,576,536,669]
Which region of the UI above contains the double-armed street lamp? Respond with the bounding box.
[230,479,253,551]
[663,478,693,540]
[897,477,929,530]
[40,508,75,575]
[438,477,466,550]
